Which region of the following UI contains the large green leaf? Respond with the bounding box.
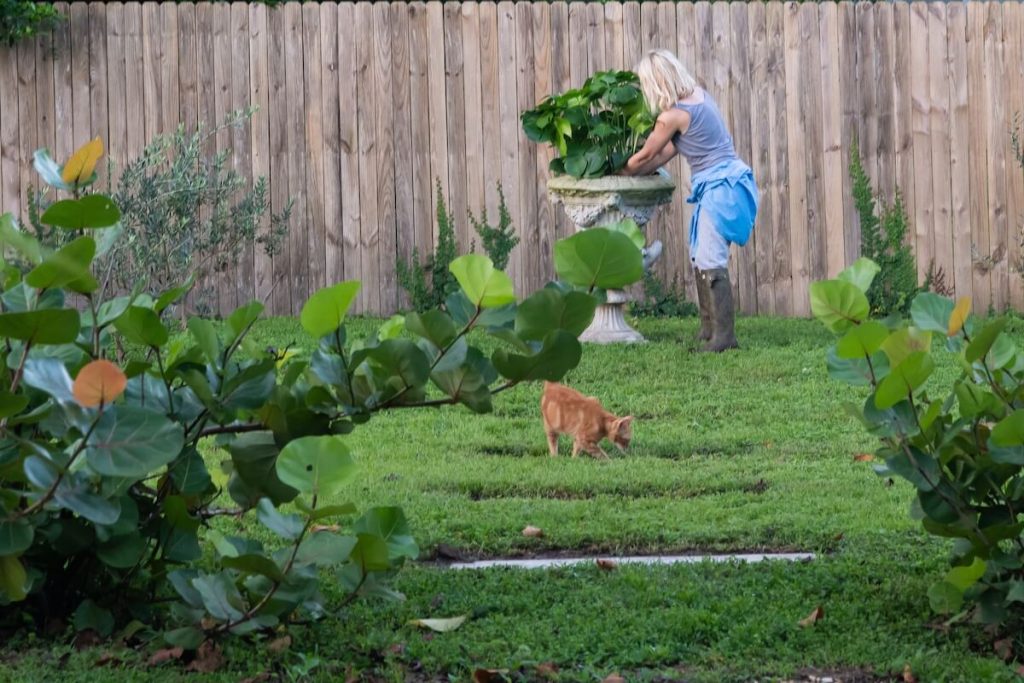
[300,281,360,339]
[192,572,245,622]
[222,553,285,581]
[431,347,495,413]
[405,310,458,349]
[72,599,115,637]
[835,321,889,359]
[256,498,304,541]
[965,318,1008,363]
[296,532,357,566]
[554,228,643,290]
[40,194,121,230]
[276,435,357,498]
[826,346,889,386]
[809,279,869,333]
[515,289,597,342]
[946,557,986,591]
[84,406,185,478]
[989,410,1024,465]
[0,555,28,601]
[880,327,932,367]
[836,257,881,293]
[0,309,80,345]
[354,507,418,561]
[365,339,432,395]
[605,219,646,250]
[0,520,33,555]
[96,534,147,568]
[492,330,582,382]
[928,580,963,614]
[0,214,42,265]
[24,236,97,293]
[114,306,168,347]
[910,292,955,334]
[874,352,934,410]
[53,473,122,525]
[226,431,298,506]
[449,254,516,309]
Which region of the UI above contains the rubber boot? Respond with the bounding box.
[701,268,738,352]
[694,268,713,343]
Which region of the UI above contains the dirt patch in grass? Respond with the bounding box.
[421,542,816,563]
[432,480,768,501]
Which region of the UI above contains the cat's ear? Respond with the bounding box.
[621,416,634,426]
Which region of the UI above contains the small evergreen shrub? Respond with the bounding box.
[850,139,920,316]
[469,184,519,272]
[630,271,697,319]
[0,0,61,47]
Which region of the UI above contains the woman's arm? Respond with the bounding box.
[622,109,688,176]
[631,142,677,176]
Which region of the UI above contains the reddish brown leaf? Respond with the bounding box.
[596,559,617,571]
[902,663,917,683]
[798,605,825,628]
[73,360,128,408]
[473,668,508,682]
[603,674,626,683]
[73,629,102,651]
[853,453,875,462]
[536,662,559,677]
[147,646,184,667]
[267,635,292,655]
[522,525,544,538]
[185,641,223,673]
[994,638,1014,661]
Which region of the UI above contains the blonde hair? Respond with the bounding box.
[635,49,699,113]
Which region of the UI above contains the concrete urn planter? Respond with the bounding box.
[547,171,676,343]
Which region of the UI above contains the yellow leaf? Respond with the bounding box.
[61,137,104,185]
[0,555,28,601]
[73,359,127,407]
[948,296,971,337]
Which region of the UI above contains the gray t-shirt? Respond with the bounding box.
[671,89,738,175]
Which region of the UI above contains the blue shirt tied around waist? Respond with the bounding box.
[686,158,759,253]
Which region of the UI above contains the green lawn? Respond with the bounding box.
[4,315,1023,682]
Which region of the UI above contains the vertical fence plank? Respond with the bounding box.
[568,3,586,88]
[390,2,413,305]
[443,3,469,260]
[462,1,485,246]
[532,2,553,288]
[71,3,91,150]
[604,2,624,72]
[1004,3,1024,309]
[86,3,107,188]
[767,1,791,316]
[818,2,844,279]
[985,2,1008,312]
[184,2,206,313]
[478,1,501,220]
[837,2,857,267]
[587,1,605,75]
[285,3,309,314]
[16,24,36,215]
[549,0,570,241]
[302,3,327,303]
[177,3,198,136]
[784,2,809,316]
[676,1,698,302]
[268,2,291,314]
[51,3,73,165]
[855,2,875,200]
[249,3,273,304]
[928,3,954,297]
[893,1,915,239]
[947,2,972,304]
[515,2,538,293]
[623,1,641,68]
[874,2,895,207]
[35,13,57,168]
[910,2,933,289]
[658,0,687,299]
[799,4,826,299]
[231,3,253,306]
[748,1,773,312]
[966,2,990,313]
[426,1,449,251]
[0,33,19,215]
[103,2,122,196]
[410,2,435,263]
[355,2,379,314]
[319,2,341,287]
[496,2,520,287]
[338,3,362,303]
[374,3,397,314]
[160,4,179,141]
[730,2,756,314]
[213,3,233,312]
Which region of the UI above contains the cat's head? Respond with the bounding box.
[610,416,634,451]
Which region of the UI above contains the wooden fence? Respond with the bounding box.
[1,1,1023,317]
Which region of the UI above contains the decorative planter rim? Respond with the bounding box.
[546,171,676,200]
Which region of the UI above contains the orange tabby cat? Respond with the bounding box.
[540,381,634,459]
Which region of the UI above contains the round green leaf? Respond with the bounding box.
[354,506,418,561]
[296,531,357,566]
[25,236,98,293]
[515,289,597,342]
[910,292,955,334]
[965,318,1007,363]
[276,435,357,498]
[40,194,121,230]
[85,406,186,479]
[0,520,33,556]
[928,580,963,614]
[945,557,986,591]
[0,555,28,602]
[301,281,361,339]
[874,351,934,409]
[809,279,869,333]
[835,321,889,359]
[255,498,304,540]
[0,309,80,345]
[221,553,285,581]
[114,306,168,347]
[880,327,933,367]
[492,329,583,382]
[449,254,515,309]
[606,219,646,250]
[96,534,147,569]
[72,599,115,637]
[836,257,881,294]
[554,228,643,290]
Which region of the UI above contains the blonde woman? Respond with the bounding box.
[622,49,758,352]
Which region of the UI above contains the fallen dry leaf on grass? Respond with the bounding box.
[798,605,824,628]
[147,647,184,667]
[408,615,468,633]
[185,641,223,673]
[522,525,544,538]
[267,635,292,655]
[596,559,617,571]
[473,668,509,682]
[853,453,875,462]
[902,663,917,682]
[603,674,626,683]
[311,524,340,533]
